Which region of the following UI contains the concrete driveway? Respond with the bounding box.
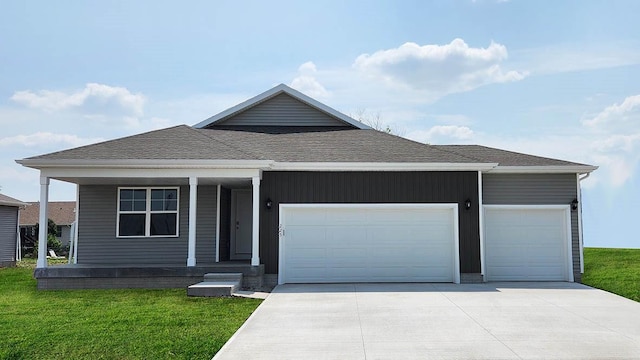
[213,283,640,360]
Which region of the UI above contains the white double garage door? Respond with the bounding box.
[278,204,573,284]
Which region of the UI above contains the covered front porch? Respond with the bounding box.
[32,164,272,290]
[33,262,265,290]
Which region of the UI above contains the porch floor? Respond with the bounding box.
[34,262,265,290]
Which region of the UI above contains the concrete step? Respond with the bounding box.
[187,272,243,297]
[187,280,240,297]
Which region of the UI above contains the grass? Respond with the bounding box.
[0,261,262,360]
[582,247,640,302]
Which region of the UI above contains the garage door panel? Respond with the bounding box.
[484,207,570,282]
[326,209,368,225]
[286,226,325,244]
[281,205,457,283]
[327,226,367,242]
[286,209,327,225]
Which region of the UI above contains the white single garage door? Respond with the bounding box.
[484,206,572,282]
[279,204,459,284]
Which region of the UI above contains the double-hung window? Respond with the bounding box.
[117,187,179,237]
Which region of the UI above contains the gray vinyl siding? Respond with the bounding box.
[260,171,480,274]
[195,186,217,265]
[0,205,18,263]
[215,93,350,127]
[78,185,190,265]
[482,173,580,280]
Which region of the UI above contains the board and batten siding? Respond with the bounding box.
[0,205,19,264]
[77,185,217,265]
[482,173,581,280]
[260,171,480,275]
[214,93,350,127]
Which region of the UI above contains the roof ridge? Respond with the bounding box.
[189,127,267,160]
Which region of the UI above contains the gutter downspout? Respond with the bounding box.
[578,173,590,274]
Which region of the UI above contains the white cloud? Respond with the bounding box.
[583,94,640,129]
[580,94,640,186]
[353,39,526,94]
[406,125,474,144]
[11,83,145,117]
[471,94,640,188]
[290,61,331,99]
[0,132,103,148]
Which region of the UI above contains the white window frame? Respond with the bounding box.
[116,187,180,238]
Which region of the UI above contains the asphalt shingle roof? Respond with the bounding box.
[26,125,258,160]
[22,125,590,167]
[433,145,588,167]
[19,201,76,226]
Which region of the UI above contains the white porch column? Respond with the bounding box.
[37,176,49,268]
[187,176,198,267]
[215,184,221,263]
[251,176,261,266]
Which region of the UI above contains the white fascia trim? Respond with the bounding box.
[487,165,598,174]
[0,200,27,207]
[193,84,371,130]
[40,167,263,181]
[272,162,499,171]
[17,159,274,169]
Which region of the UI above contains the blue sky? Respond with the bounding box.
[1,0,638,248]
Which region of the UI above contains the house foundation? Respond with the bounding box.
[34,264,265,290]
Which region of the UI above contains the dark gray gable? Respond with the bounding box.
[207,93,353,128]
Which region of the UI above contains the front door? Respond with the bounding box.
[230,189,252,260]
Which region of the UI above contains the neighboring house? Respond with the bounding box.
[19,201,76,248]
[0,194,27,267]
[16,84,597,289]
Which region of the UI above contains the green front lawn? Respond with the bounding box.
[0,263,261,360]
[582,247,640,302]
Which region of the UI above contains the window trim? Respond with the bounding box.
[116,187,180,238]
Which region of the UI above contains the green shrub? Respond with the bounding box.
[47,234,62,253]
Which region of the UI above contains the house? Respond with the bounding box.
[16,84,597,289]
[0,194,27,267]
[20,201,76,248]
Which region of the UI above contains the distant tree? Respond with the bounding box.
[34,219,62,253]
[352,109,405,136]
